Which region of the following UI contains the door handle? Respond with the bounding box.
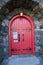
[18,34,20,41]
[22,33,24,41]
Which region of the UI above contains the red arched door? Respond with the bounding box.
[8,15,34,56]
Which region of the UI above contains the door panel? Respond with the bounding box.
[8,15,34,55]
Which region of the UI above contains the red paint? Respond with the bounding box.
[8,15,34,56]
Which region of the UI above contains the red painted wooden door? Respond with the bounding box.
[8,15,34,55]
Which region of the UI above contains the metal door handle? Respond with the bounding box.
[22,33,24,41]
[18,34,20,41]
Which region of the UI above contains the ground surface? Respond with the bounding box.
[1,55,42,65]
